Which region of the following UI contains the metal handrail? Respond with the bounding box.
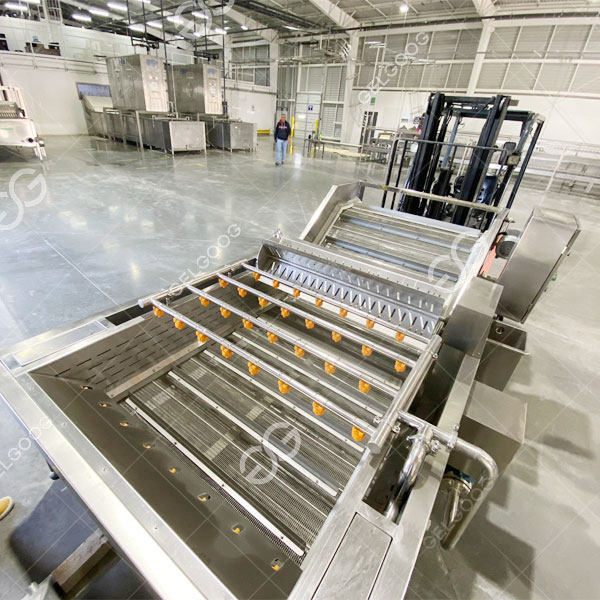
[362,181,502,214]
[367,335,442,454]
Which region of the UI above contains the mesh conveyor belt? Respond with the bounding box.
[129,377,337,553]
[179,354,361,486]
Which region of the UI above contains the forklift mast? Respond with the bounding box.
[386,93,544,230]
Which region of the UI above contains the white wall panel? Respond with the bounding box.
[227,88,276,131]
[535,64,577,92]
[345,89,600,148]
[0,58,109,135]
[0,16,194,63]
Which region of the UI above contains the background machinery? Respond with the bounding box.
[0,85,45,159]
[80,54,256,154]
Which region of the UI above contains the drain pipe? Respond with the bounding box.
[440,437,499,550]
[383,409,499,549]
[385,425,436,522]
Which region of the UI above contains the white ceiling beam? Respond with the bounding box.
[492,15,600,27]
[467,20,493,94]
[306,0,360,30]
[472,0,497,17]
[222,7,279,43]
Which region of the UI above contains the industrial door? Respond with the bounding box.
[294,92,322,140]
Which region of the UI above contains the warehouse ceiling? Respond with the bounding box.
[3,0,599,49]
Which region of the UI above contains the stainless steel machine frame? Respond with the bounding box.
[0,180,576,599]
[169,63,223,115]
[99,108,206,154]
[106,55,169,113]
[0,86,45,159]
[207,120,257,151]
[496,207,580,322]
[141,117,206,154]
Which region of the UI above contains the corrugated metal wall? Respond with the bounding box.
[352,23,600,97]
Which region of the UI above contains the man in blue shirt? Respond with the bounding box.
[274,113,292,166]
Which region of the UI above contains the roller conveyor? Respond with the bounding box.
[1,179,578,600]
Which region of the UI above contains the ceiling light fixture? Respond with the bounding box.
[4,2,28,10]
[166,15,183,23]
[129,23,145,31]
[107,2,128,12]
[89,7,108,15]
[285,25,299,30]
[72,13,92,21]
[214,27,226,34]
[191,10,208,18]
[147,20,162,28]
[399,3,409,13]
[241,24,248,30]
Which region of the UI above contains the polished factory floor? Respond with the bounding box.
[0,136,598,599]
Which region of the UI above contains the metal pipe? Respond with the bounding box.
[232,331,384,419]
[362,182,501,214]
[442,476,470,533]
[186,284,399,396]
[440,438,499,550]
[381,136,399,209]
[202,352,363,452]
[214,271,418,368]
[395,411,498,549]
[150,300,376,437]
[384,426,434,522]
[242,263,429,345]
[374,407,498,546]
[390,139,408,210]
[368,335,442,454]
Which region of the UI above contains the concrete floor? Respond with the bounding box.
[0,135,598,599]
